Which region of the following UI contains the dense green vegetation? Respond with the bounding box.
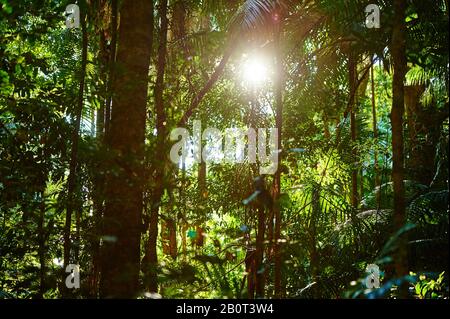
[0,0,448,299]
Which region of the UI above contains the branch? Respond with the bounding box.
[177,41,237,127]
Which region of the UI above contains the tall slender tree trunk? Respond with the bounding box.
[180,159,187,262]
[63,2,88,276]
[74,203,82,262]
[371,63,381,207]
[356,61,370,205]
[255,204,265,298]
[38,191,46,298]
[247,88,265,299]
[89,29,110,297]
[168,218,177,259]
[310,185,320,298]
[100,0,153,298]
[348,52,358,208]
[146,0,167,293]
[273,15,283,298]
[104,0,118,140]
[245,227,256,298]
[195,160,207,250]
[391,0,408,298]
[96,31,107,139]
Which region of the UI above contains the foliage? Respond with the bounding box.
[0,0,448,299]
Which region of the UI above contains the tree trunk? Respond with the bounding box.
[273,15,283,298]
[391,0,408,298]
[96,32,106,139]
[194,161,207,250]
[371,63,381,207]
[168,218,177,259]
[146,0,168,293]
[89,29,110,298]
[310,185,320,298]
[180,159,187,262]
[356,61,370,205]
[247,88,265,299]
[161,217,177,259]
[104,0,118,140]
[348,52,358,208]
[100,0,153,298]
[245,230,256,298]
[38,191,46,298]
[63,1,88,275]
[255,204,265,298]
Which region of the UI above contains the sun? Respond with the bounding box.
[241,54,269,88]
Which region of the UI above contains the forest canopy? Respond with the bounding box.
[0,0,448,299]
